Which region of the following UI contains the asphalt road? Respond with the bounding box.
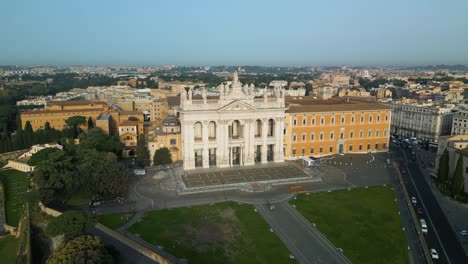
[395,145,468,264]
[256,202,350,264]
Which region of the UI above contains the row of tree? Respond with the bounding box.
[31,128,128,203]
[135,137,172,167]
[437,150,465,199]
[358,78,407,90]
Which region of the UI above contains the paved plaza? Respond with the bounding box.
[182,164,310,188]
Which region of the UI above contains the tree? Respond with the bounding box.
[94,153,131,196]
[136,136,150,167]
[46,235,113,264]
[24,121,33,133]
[153,147,172,166]
[65,116,86,138]
[87,116,94,130]
[452,156,465,198]
[46,211,96,239]
[44,121,52,131]
[28,147,63,166]
[437,150,449,183]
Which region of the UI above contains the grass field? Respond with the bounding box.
[97,212,135,229]
[0,169,30,227]
[0,235,18,264]
[128,202,294,264]
[290,186,409,264]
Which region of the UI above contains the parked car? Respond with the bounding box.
[417,208,423,215]
[430,249,439,259]
[411,197,417,205]
[460,230,468,236]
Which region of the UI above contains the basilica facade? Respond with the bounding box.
[180,72,287,170]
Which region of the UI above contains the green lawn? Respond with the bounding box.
[97,212,135,229]
[290,186,409,264]
[128,202,294,264]
[0,169,30,227]
[0,235,18,264]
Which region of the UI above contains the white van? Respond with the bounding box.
[420,219,428,234]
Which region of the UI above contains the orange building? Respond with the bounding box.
[118,120,144,148]
[20,100,119,133]
[284,97,392,159]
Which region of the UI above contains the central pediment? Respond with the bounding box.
[218,100,256,112]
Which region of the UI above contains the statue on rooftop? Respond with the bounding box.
[232,71,239,83]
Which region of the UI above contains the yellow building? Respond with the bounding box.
[118,120,144,148]
[20,100,118,133]
[284,97,392,159]
[148,115,182,164]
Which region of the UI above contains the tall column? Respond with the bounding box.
[183,123,195,170]
[202,121,209,168]
[261,118,268,163]
[244,119,255,166]
[219,120,230,168]
[274,117,284,162]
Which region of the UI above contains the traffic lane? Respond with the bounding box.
[403,167,449,264]
[407,162,468,264]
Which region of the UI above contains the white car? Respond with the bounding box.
[430,249,439,259]
[411,197,417,205]
[460,230,468,236]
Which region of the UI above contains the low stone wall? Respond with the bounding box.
[3,160,34,172]
[96,224,181,264]
[38,202,63,217]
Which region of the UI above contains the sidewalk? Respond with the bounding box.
[415,148,468,256]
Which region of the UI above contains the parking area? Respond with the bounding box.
[182,164,309,188]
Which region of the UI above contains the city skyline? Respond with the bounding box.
[2,0,468,66]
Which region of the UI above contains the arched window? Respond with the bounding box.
[293,118,297,126]
[320,117,325,125]
[293,133,297,142]
[341,115,345,123]
[194,122,202,140]
[369,115,373,122]
[319,132,324,140]
[377,115,381,122]
[368,129,372,137]
[310,133,315,141]
[350,131,354,138]
[208,121,216,139]
[330,132,334,140]
[302,133,306,141]
[255,119,262,137]
[376,129,380,137]
[359,130,363,138]
[268,119,275,136]
[230,120,241,139]
[385,114,388,121]
[331,117,335,124]
[360,115,364,123]
[351,116,355,123]
[384,129,388,136]
[311,117,316,125]
[302,118,306,125]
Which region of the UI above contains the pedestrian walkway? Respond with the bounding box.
[256,201,350,264]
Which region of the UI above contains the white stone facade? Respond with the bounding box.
[388,102,453,142]
[180,72,287,170]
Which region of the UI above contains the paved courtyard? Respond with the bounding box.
[182,164,309,188]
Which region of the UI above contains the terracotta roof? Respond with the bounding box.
[286,97,391,113]
[47,100,106,106]
[119,120,139,126]
[22,108,107,115]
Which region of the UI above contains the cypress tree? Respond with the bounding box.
[437,150,449,183]
[452,155,465,198]
[24,121,33,133]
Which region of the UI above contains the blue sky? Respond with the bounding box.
[1,0,468,66]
